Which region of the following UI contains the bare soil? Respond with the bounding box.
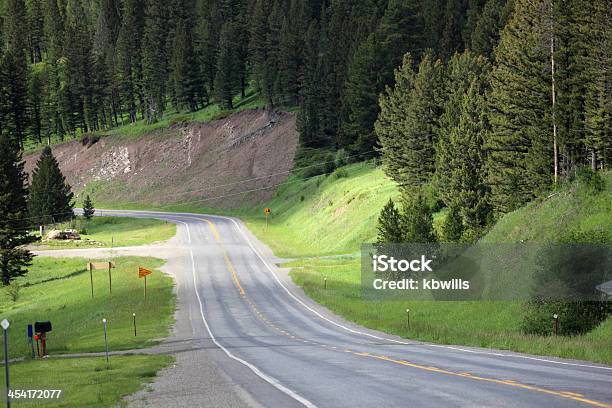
[24,108,298,210]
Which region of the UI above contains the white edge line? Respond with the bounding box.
[215,215,612,373]
[179,220,317,408]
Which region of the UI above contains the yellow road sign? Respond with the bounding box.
[264,207,271,215]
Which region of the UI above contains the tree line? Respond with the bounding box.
[0,0,509,150]
[376,0,611,243]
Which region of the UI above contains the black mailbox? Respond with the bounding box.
[35,321,52,333]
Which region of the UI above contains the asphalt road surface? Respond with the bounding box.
[100,210,612,408]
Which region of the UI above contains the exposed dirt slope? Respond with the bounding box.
[24,109,298,209]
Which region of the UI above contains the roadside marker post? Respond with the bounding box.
[2,319,10,408]
[88,263,94,298]
[553,314,558,336]
[406,309,411,330]
[324,277,327,290]
[133,313,137,337]
[102,318,109,366]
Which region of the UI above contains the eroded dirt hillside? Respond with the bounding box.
[24,109,298,209]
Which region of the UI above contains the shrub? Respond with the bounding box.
[5,283,20,302]
[576,166,605,193]
[334,149,349,167]
[521,228,611,335]
[334,168,349,179]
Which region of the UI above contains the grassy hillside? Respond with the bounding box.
[483,172,612,243]
[240,162,400,257]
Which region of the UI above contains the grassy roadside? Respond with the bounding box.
[1,355,172,408]
[32,217,176,249]
[0,255,176,407]
[1,256,175,357]
[289,257,612,365]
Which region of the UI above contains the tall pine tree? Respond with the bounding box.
[0,134,36,285]
[28,146,74,224]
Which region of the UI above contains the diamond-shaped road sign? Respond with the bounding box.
[1,319,9,330]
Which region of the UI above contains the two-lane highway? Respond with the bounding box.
[102,210,612,408]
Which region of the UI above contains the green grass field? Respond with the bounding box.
[0,256,175,357]
[0,255,176,407]
[33,216,176,249]
[1,355,172,407]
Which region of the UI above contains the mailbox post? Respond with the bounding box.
[34,321,52,357]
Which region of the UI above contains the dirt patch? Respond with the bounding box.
[24,109,298,209]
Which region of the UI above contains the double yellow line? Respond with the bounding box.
[204,218,245,296]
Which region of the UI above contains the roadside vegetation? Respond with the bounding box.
[2,355,172,408]
[0,256,175,357]
[0,256,176,407]
[242,165,612,364]
[33,216,176,249]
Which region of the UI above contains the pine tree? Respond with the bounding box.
[277,0,305,106]
[338,33,384,154]
[470,0,514,59]
[376,52,445,190]
[435,51,490,205]
[444,81,491,235]
[142,0,168,123]
[441,205,464,242]
[171,15,205,112]
[339,0,422,154]
[377,199,405,243]
[574,0,611,170]
[213,22,239,110]
[2,0,30,149]
[82,194,95,220]
[116,0,145,123]
[297,20,323,148]
[0,134,36,285]
[28,146,74,224]
[26,0,45,63]
[64,0,94,133]
[487,0,554,214]
[249,0,273,105]
[402,192,437,243]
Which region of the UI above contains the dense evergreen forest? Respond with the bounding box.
[0,0,610,234]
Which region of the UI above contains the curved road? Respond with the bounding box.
[101,210,612,408]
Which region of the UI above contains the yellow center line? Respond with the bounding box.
[222,251,245,296]
[203,218,221,242]
[352,352,611,408]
